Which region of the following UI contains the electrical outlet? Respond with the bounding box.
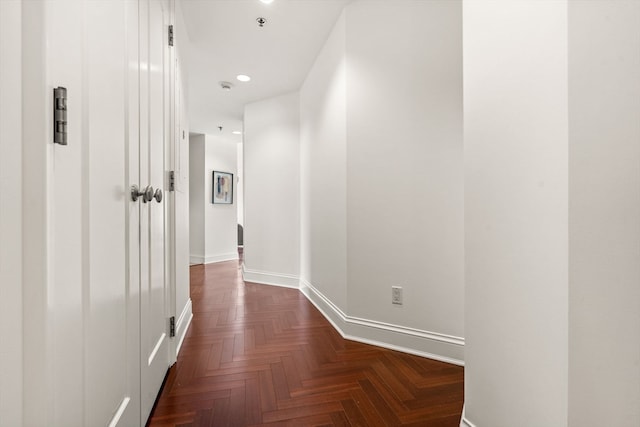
[392,286,403,305]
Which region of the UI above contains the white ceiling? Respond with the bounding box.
[181,0,351,141]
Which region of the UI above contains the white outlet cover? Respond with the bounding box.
[392,286,403,305]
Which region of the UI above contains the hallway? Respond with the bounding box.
[147,260,464,426]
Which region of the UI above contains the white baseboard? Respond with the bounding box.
[204,253,239,264]
[241,264,300,289]
[174,298,193,358]
[190,252,238,265]
[190,254,204,265]
[460,404,476,427]
[461,416,477,427]
[237,268,465,366]
[299,279,465,366]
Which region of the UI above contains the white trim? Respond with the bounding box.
[189,254,204,264]
[459,404,476,427]
[189,252,239,265]
[241,264,300,289]
[107,397,130,427]
[461,415,477,427]
[299,279,465,366]
[174,298,192,358]
[298,279,350,331]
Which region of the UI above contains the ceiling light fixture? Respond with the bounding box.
[260,0,274,4]
[232,131,242,135]
[236,75,251,82]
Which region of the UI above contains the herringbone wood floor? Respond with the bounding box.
[147,257,464,426]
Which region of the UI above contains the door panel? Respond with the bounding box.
[140,0,170,421]
[83,1,138,426]
[138,5,152,416]
[125,0,143,425]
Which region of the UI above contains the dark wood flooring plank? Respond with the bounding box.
[262,401,343,423]
[330,411,352,427]
[340,398,368,427]
[245,377,262,425]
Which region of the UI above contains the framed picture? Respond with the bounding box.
[212,171,233,204]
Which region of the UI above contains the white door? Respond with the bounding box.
[36,0,171,424]
[139,0,171,422]
[45,0,150,425]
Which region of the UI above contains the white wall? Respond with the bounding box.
[189,133,238,264]
[0,1,23,425]
[345,0,464,342]
[299,11,348,311]
[243,92,300,287]
[189,134,205,260]
[568,1,640,425]
[463,1,569,426]
[204,134,238,263]
[297,1,465,363]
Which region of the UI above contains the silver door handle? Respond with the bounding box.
[153,188,163,203]
[131,185,154,203]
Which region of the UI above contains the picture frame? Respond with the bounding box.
[212,171,233,204]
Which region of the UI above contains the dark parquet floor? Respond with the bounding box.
[147,256,464,426]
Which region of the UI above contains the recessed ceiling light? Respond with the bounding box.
[236,74,251,82]
[232,131,242,135]
[260,0,274,4]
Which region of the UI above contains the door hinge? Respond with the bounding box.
[168,170,175,192]
[168,25,174,46]
[169,316,176,338]
[53,87,68,145]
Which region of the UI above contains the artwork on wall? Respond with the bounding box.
[212,171,233,204]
